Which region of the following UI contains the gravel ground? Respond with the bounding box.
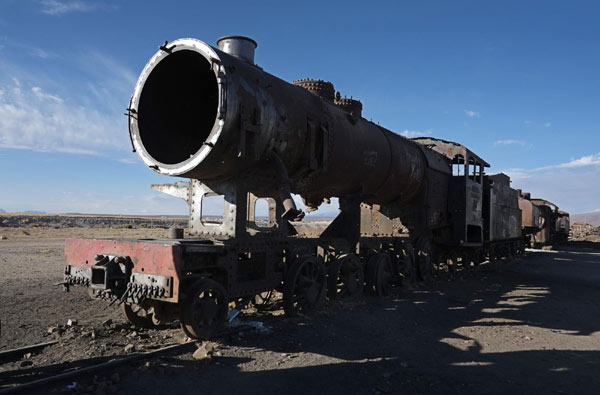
[1,226,599,394]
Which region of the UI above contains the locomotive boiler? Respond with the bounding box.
[128,36,426,217]
[63,36,542,339]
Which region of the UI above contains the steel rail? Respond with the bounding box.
[0,342,194,394]
[0,341,59,363]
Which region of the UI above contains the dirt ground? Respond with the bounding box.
[1,226,600,394]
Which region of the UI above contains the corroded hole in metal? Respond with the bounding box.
[138,50,218,165]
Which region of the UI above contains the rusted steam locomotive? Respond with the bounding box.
[63,36,566,339]
[518,191,570,246]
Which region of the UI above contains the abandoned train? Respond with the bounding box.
[63,36,569,339]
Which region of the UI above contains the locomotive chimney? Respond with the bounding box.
[216,35,257,64]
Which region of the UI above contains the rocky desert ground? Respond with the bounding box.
[1,214,600,394]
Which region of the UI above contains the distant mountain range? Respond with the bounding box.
[0,210,46,214]
[571,211,600,227]
[2,207,598,226]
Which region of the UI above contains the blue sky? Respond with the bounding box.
[0,0,598,215]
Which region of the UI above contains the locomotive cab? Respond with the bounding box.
[411,138,488,246]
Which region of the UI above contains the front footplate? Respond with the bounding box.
[65,256,173,303]
[64,238,183,303]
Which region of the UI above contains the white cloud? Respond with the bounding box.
[400,129,432,138]
[0,46,136,156]
[494,139,529,147]
[544,122,551,128]
[81,51,137,113]
[464,110,480,118]
[524,120,533,126]
[117,158,138,165]
[39,0,117,15]
[534,153,600,171]
[0,77,127,155]
[506,153,600,179]
[31,86,63,103]
[29,47,54,59]
[503,153,600,213]
[0,38,58,59]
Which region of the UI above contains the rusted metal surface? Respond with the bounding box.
[518,190,541,246]
[128,37,427,212]
[555,210,570,243]
[533,203,553,245]
[63,35,569,339]
[411,137,490,167]
[529,199,570,245]
[291,79,335,102]
[65,238,183,302]
[449,176,483,245]
[334,96,362,118]
[412,137,488,245]
[518,192,540,229]
[484,174,521,242]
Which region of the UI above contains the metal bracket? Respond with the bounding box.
[64,265,91,286]
[151,182,190,202]
[130,272,173,298]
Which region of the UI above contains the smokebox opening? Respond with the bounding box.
[137,50,218,165]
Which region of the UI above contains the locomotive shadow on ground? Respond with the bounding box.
[561,240,600,250]
[21,247,600,394]
[130,247,600,394]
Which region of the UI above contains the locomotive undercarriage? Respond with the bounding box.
[64,229,523,339]
[64,179,526,339]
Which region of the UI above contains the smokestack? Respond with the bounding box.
[216,36,257,64]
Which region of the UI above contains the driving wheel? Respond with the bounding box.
[283,255,326,316]
[327,253,364,300]
[180,279,228,339]
[365,253,394,297]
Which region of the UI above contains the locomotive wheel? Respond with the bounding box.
[365,253,394,297]
[122,303,155,329]
[327,253,364,300]
[180,279,228,339]
[415,237,434,283]
[283,255,326,317]
[394,240,416,287]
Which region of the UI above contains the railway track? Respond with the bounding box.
[0,341,58,364]
[0,341,195,394]
[0,321,258,394]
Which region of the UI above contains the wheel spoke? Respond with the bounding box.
[298,273,313,286]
